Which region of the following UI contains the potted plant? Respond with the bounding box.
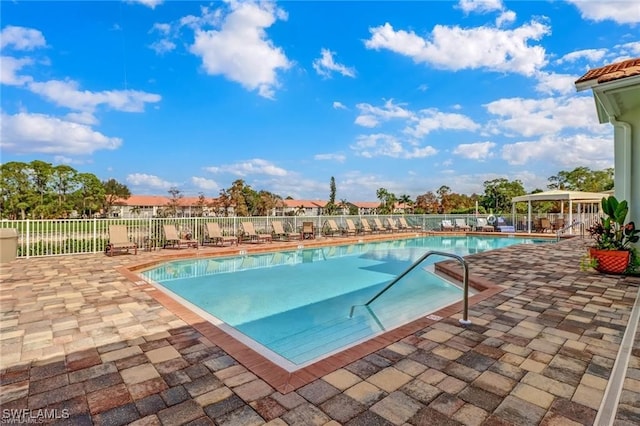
[585,195,639,274]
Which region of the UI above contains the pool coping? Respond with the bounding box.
[119,235,510,393]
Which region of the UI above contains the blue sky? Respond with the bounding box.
[1,1,639,202]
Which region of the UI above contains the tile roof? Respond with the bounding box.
[117,195,217,207]
[575,57,640,84]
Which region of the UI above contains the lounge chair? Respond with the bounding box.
[359,219,374,234]
[324,219,344,237]
[385,218,400,232]
[344,219,358,236]
[106,225,138,256]
[240,222,272,243]
[204,222,237,246]
[373,218,391,233]
[440,220,454,231]
[302,221,315,239]
[398,217,421,232]
[454,218,471,231]
[163,224,198,249]
[475,218,494,232]
[271,220,300,241]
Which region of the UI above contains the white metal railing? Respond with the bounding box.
[0,213,591,258]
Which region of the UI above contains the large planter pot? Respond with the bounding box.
[589,247,630,274]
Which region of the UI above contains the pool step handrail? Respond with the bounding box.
[556,221,585,242]
[349,250,471,326]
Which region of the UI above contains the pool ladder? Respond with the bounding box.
[348,250,471,327]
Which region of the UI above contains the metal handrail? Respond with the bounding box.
[349,250,471,326]
[556,221,585,242]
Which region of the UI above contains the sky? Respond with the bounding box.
[1,0,639,202]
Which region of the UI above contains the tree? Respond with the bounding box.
[228,179,249,216]
[74,173,105,218]
[0,162,31,219]
[415,191,439,214]
[214,189,232,216]
[481,178,525,214]
[398,194,413,213]
[255,190,281,216]
[548,167,613,192]
[436,185,451,213]
[166,187,183,217]
[195,192,207,217]
[103,179,131,217]
[376,187,396,214]
[324,176,338,215]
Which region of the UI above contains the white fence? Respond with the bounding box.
[0,213,598,258]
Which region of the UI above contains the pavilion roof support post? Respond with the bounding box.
[569,200,574,234]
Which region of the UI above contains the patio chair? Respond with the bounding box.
[373,218,391,233]
[539,218,552,233]
[454,218,471,231]
[440,220,454,231]
[106,225,138,256]
[324,219,345,237]
[552,218,565,232]
[385,217,400,232]
[344,219,358,236]
[204,222,237,246]
[359,219,374,234]
[163,224,198,249]
[398,217,421,232]
[302,221,315,239]
[240,222,272,244]
[271,220,300,241]
[475,218,494,232]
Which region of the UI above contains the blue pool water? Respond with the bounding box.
[141,236,547,368]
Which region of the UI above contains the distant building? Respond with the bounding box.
[112,195,388,218]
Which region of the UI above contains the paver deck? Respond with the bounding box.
[1,234,639,425]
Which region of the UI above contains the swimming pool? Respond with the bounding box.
[141,236,547,369]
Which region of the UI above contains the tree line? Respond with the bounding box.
[0,160,613,219]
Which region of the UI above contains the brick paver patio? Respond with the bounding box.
[1,234,639,425]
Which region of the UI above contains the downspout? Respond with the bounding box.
[609,116,632,205]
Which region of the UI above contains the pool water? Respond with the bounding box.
[141,236,546,368]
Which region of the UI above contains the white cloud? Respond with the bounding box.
[355,99,413,128]
[350,133,438,159]
[496,11,516,27]
[404,109,480,138]
[0,56,34,86]
[0,112,121,155]
[484,96,604,137]
[149,39,176,55]
[557,49,607,64]
[501,134,613,169]
[534,72,578,95]
[314,153,346,162]
[191,176,219,190]
[128,0,163,9]
[0,26,46,51]
[27,79,161,113]
[126,173,175,189]
[205,159,288,177]
[189,2,291,99]
[453,141,496,160]
[332,101,347,110]
[364,20,550,76]
[567,0,640,25]
[458,0,503,14]
[312,48,356,78]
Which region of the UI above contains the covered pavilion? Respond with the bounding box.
[511,189,606,233]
